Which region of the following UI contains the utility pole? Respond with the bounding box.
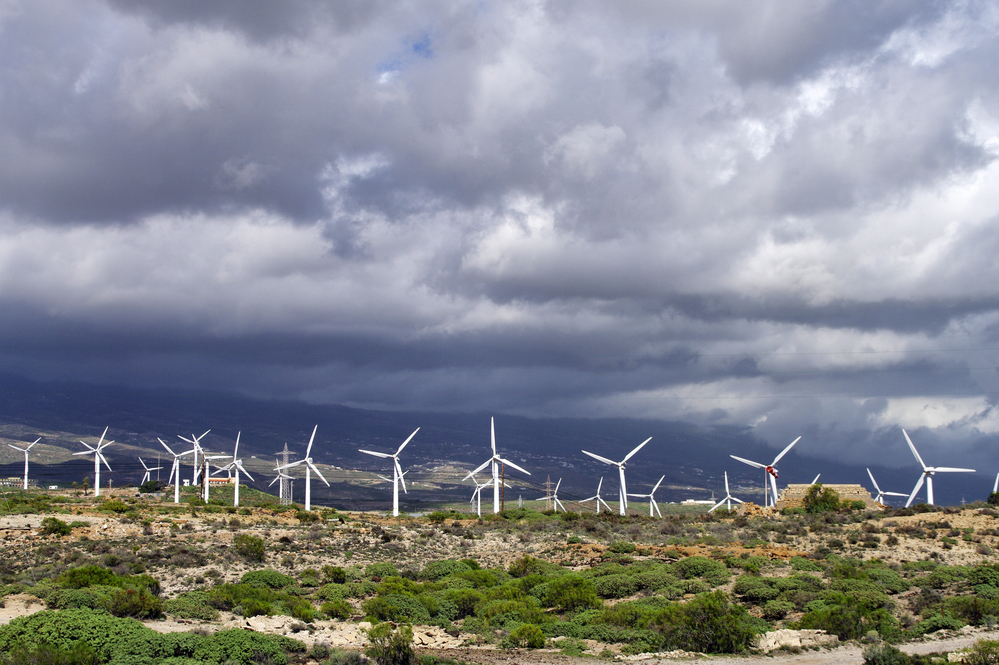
[501,462,506,512]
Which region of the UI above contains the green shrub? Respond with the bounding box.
[323,566,348,584]
[796,591,900,641]
[762,600,794,620]
[106,587,163,619]
[164,591,221,621]
[803,484,841,513]
[420,560,470,581]
[862,642,912,665]
[910,612,965,636]
[533,574,600,612]
[0,639,99,665]
[326,648,366,665]
[963,639,999,665]
[790,557,822,572]
[97,500,130,514]
[647,591,762,653]
[232,534,266,563]
[0,609,152,663]
[322,599,353,620]
[365,623,416,665]
[504,623,546,649]
[366,562,399,579]
[241,569,295,589]
[673,557,729,586]
[608,541,636,554]
[363,594,431,624]
[57,566,120,590]
[591,574,643,599]
[41,517,73,537]
[508,556,565,579]
[315,583,346,601]
[192,628,305,665]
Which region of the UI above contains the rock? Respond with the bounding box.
[756,629,838,651]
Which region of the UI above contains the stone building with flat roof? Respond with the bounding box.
[775,484,880,510]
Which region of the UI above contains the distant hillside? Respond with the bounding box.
[0,373,977,509]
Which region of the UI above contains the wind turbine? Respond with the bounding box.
[730,436,801,507]
[359,428,419,517]
[177,430,210,486]
[867,468,907,506]
[579,477,613,514]
[269,467,293,503]
[138,458,163,486]
[709,472,743,513]
[537,478,566,513]
[159,438,194,503]
[7,438,40,490]
[462,418,531,514]
[276,425,328,511]
[903,430,975,507]
[581,437,651,515]
[628,475,665,518]
[469,476,494,518]
[215,432,254,507]
[74,427,113,497]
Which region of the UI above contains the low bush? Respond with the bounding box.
[241,569,295,589]
[40,517,73,537]
[365,623,416,665]
[420,560,470,581]
[232,534,266,563]
[504,623,546,649]
[321,599,352,620]
[163,590,221,621]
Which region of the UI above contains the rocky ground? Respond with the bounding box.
[4,495,999,663]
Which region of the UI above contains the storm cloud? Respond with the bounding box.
[2,0,999,470]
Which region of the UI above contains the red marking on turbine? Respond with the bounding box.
[766,466,778,478]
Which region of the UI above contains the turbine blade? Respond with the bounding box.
[496,457,530,476]
[903,429,928,470]
[159,438,177,457]
[28,438,40,449]
[78,441,96,452]
[724,472,730,494]
[359,449,391,458]
[99,454,112,472]
[597,477,604,492]
[906,474,926,508]
[623,437,652,462]
[652,475,665,493]
[769,474,778,507]
[771,436,802,465]
[931,467,976,473]
[554,478,562,493]
[652,499,662,518]
[463,459,492,480]
[268,475,280,487]
[235,462,254,482]
[730,455,765,469]
[397,428,419,454]
[867,468,881,493]
[276,460,304,471]
[884,492,907,497]
[396,460,407,494]
[490,417,496,455]
[97,426,108,447]
[582,450,616,466]
[305,425,318,458]
[309,462,330,486]
[811,474,821,485]
[234,432,240,459]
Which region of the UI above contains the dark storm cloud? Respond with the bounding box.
[2,0,999,466]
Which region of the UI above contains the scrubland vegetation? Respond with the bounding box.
[2,487,999,664]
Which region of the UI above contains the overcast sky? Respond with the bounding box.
[2,0,999,469]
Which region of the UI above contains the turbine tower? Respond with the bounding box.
[579,477,613,514]
[276,425,328,511]
[158,438,195,503]
[730,436,801,507]
[709,472,744,513]
[359,428,419,517]
[74,427,113,497]
[581,437,652,515]
[138,457,163,485]
[7,438,40,490]
[867,468,907,506]
[269,465,293,503]
[903,430,975,507]
[462,418,531,514]
[628,475,665,518]
[468,476,494,518]
[215,432,254,507]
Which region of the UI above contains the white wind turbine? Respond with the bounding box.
[463,418,531,514]
[992,473,999,497]
[581,437,651,515]
[469,476,495,518]
[177,430,211,486]
[709,472,744,513]
[138,458,163,486]
[215,432,254,507]
[276,425,328,511]
[579,477,613,514]
[359,428,419,517]
[269,467,293,503]
[158,438,195,504]
[537,478,566,513]
[7,438,40,490]
[867,468,907,506]
[628,475,665,518]
[74,427,113,497]
[903,429,975,507]
[730,436,801,507]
